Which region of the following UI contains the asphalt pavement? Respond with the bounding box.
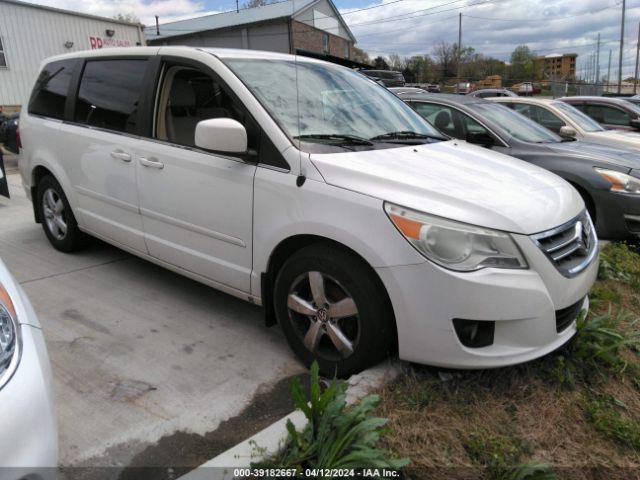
[0,166,305,474]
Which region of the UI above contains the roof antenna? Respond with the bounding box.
[236,0,239,12]
[155,16,160,36]
[294,53,306,187]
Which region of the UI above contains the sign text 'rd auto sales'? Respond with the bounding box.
[89,36,132,49]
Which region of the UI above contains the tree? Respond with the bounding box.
[352,47,371,65]
[243,0,276,7]
[372,56,389,70]
[433,42,456,80]
[510,45,535,82]
[387,53,404,72]
[113,13,140,23]
[404,55,435,83]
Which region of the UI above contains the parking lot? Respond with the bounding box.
[0,157,305,471]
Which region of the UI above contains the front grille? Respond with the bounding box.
[531,211,598,278]
[556,296,586,332]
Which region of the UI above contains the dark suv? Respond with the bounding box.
[360,70,405,87]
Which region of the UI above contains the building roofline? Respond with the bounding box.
[293,0,356,43]
[0,0,143,26]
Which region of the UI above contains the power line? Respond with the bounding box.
[461,1,623,23]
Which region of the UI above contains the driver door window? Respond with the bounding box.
[155,66,257,150]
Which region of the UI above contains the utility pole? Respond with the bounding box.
[456,13,462,93]
[596,33,601,85]
[618,0,626,94]
[634,22,640,94]
[608,49,612,92]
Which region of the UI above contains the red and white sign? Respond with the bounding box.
[89,36,132,49]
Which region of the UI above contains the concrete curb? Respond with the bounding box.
[178,359,402,480]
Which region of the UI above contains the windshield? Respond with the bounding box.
[470,103,562,143]
[224,58,440,153]
[551,101,605,132]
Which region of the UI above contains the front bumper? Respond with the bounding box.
[592,189,640,239]
[377,231,598,369]
[0,324,58,479]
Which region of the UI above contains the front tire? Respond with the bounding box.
[36,175,87,252]
[274,244,396,377]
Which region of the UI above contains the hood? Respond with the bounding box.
[591,130,640,152]
[310,140,583,235]
[548,139,640,170]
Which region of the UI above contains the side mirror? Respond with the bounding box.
[630,118,640,130]
[195,118,247,153]
[559,126,577,138]
[466,131,494,147]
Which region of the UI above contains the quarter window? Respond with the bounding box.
[75,59,148,133]
[28,59,77,119]
[0,37,6,67]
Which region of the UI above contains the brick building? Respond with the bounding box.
[534,53,577,81]
[145,0,356,61]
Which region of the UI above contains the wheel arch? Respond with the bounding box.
[261,234,398,349]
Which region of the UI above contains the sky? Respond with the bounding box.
[25,0,640,79]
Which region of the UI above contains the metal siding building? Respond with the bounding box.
[145,0,356,60]
[0,0,145,109]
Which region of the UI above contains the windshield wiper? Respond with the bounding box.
[294,134,373,146]
[370,131,447,141]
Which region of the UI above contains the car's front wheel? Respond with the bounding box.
[274,244,396,377]
[36,175,87,252]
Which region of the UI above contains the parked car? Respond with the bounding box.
[360,69,405,87]
[619,96,640,107]
[490,97,640,152]
[560,96,640,131]
[467,88,518,98]
[21,47,597,375]
[512,82,534,96]
[455,82,474,94]
[0,259,58,478]
[3,112,20,154]
[402,92,640,240]
[388,87,428,96]
[425,84,441,93]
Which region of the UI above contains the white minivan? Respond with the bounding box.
[20,47,598,376]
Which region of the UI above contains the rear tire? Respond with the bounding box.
[36,175,87,252]
[274,243,396,377]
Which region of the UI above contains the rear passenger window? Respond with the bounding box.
[28,59,77,120]
[75,59,148,133]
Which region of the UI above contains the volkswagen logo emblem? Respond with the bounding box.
[316,308,329,323]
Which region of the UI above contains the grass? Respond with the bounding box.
[373,242,640,478]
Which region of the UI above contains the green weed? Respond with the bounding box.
[254,362,409,478]
[585,395,640,451]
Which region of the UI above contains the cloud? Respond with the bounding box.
[340,0,640,78]
[27,0,221,26]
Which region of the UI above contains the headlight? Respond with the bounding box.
[0,283,18,386]
[594,168,640,194]
[385,203,528,271]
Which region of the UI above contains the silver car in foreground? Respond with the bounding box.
[0,258,57,478]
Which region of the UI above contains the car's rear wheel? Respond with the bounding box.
[37,175,87,252]
[274,243,395,377]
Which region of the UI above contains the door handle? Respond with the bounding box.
[138,156,164,169]
[110,150,131,162]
